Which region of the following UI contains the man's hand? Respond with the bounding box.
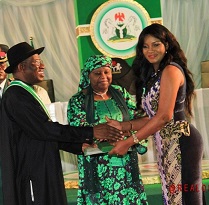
[93,123,123,141]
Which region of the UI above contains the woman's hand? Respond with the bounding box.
[105,116,121,130]
[82,143,97,152]
[108,139,132,156]
[105,116,131,137]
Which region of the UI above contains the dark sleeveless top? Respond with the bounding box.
[170,62,187,122]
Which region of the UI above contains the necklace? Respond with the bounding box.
[151,69,160,78]
[93,90,108,99]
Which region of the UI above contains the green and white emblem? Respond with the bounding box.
[90,0,151,59]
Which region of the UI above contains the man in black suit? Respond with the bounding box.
[0,44,10,205]
[0,44,9,205]
[0,42,123,205]
[0,44,10,103]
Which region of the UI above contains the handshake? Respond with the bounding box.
[92,116,123,141]
[86,116,148,156]
[84,117,137,156]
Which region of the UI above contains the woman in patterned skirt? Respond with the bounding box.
[108,24,206,205]
[67,55,148,205]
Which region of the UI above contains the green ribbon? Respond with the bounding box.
[7,80,51,119]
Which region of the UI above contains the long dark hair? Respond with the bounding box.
[133,23,194,116]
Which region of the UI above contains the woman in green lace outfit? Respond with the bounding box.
[67,55,148,205]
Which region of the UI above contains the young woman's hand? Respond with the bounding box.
[108,139,132,156]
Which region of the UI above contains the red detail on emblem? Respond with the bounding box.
[112,61,117,66]
[115,12,125,22]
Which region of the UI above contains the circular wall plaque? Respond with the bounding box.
[90,0,151,59]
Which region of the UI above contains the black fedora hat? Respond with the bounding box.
[5,42,44,74]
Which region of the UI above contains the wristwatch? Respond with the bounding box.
[132,133,139,144]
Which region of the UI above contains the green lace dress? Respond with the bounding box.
[67,85,148,205]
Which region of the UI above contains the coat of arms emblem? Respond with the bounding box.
[90,0,151,59]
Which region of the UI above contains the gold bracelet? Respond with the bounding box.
[128,121,133,131]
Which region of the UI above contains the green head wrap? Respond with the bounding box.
[78,55,113,91]
[77,54,129,124]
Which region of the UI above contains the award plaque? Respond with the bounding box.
[84,141,133,156]
[84,142,113,156]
